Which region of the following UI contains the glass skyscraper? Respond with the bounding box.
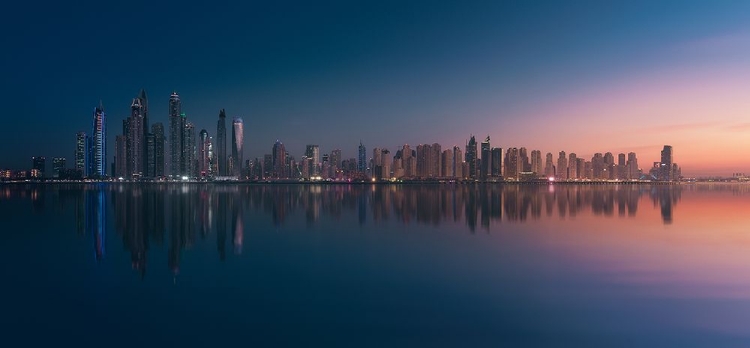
[232,118,244,178]
[90,102,106,178]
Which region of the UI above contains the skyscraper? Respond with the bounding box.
[358,141,366,174]
[491,147,502,177]
[480,136,490,180]
[568,153,577,179]
[128,97,144,178]
[199,129,210,178]
[169,92,182,177]
[453,146,463,178]
[305,145,320,177]
[32,156,46,177]
[531,150,543,176]
[183,120,196,178]
[232,118,244,178]
[466,135,477,179]
[216,109,227,176]
[660,145,673,181]
[75,132,87,177]
[544,152,554,178]
[52,157,66,178]
[556,151,568,180]
[627,152,639,180]
[503,148,519,180]
[138,89,150,176]
[152,123,165,177]
[90,102,106,178]
[272,140,286,178]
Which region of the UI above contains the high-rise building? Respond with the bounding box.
[152,123,165,177]
[660,145,673,181]
[183,121,196,178]
[592,153,605,179]
[138,89,150,174]
[305,145,320,177]
[52,157,66,178]
[199,129,210,178]
[504,148,519,180]
[627,152,638,180]
[114,135,127,178]
[604,152,615,179]
[568,153,577,179]
[466,135,477,179]
[216,109,227,176]
[358,141,367,174]
[544,152,554,178]
[169,92,182,177]
[90,102,106,178]
[453,146,463,178]
[75,132,87,177]
[272,140,286,178]
[480,136,490,180]
[32,156,46,177]
[519,147,531,172]
[556,151,567,180]
[531,150,543,176]
[127,97,145,178]
[491,147,502,177]
[232,118,244,178]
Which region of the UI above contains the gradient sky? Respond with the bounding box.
[2,0,750,176]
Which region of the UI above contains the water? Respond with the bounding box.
[2,183,750,347]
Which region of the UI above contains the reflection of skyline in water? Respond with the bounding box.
[6,182,741,277]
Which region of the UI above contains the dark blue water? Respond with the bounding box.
[2,183,750,347]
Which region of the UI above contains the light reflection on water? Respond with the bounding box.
[2,183,750,347]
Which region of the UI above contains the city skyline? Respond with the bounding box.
[2,2,750,176]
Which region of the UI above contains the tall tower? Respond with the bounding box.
[627,152,638,180]
[358,141,366,173]
[183,119,196,177]
[169,92,182,177]
[466,135,477,179]
[139,89,149,176]
[128,97,144,178]
[305,145,320,177]
[480,136,490,180]
[75,131,87,177]
[216,109,227,176]
[556,151,568,180]
[660,145,673,181]
[232,117,244,178]
[90,102,106,178]
[199,129,210,178]
[152,123,165,177]
[272,140,286,178]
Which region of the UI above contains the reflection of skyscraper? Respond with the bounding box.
[232,192,243,254]
[85,186,107,262]
[232,118,244,178]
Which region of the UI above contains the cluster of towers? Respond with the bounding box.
[74,90,244,180]
[239,136,678,182]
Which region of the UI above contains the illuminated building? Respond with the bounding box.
[306,145,320,177]
[169,92,182,177]
[358,141,367,174]
[52,157,66,178]
[199,129,210,178]
[466,135,477,179]
[544,152,554,178]
[480,136,490,180]
[531,150,543,176]
[216,109,227,176]
[232,118,243,178]
[152,123,165,177]
[32,156,46,178]
[503,148,519,180]
[491,147,502,177]
[660,145,673,181]
[75,132,87,176]
[568,153,577,179]
[90,102,106,178]
[273,140,286,178]
[128,97,144,178]
[183,120,196,178]
[556,151,568,180]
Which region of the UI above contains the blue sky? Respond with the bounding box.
[2,1,750,175]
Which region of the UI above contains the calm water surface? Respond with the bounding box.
[2,183,750,347]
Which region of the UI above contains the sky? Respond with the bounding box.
[2,0,750,176]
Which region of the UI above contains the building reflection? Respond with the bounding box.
[2,183,697,277]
